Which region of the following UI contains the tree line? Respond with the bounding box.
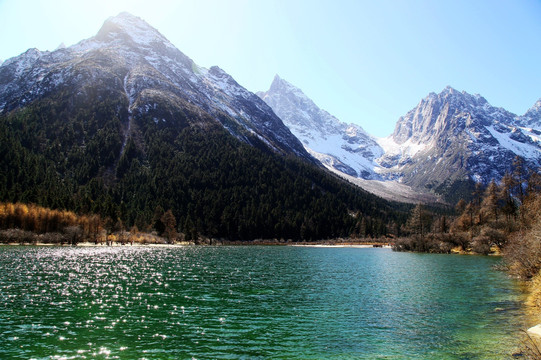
[0,202,181,245]
[394,156,541,256]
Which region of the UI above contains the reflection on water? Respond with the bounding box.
[0,246,525,359]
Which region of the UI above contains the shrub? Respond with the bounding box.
[0,229,37,244]
[471,235,492,255]
[505,224,541,279]
[38,232,65,244]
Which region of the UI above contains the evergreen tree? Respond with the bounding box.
[407,203,431,239]
[455,199,467,214]
[152,206,165,235]
[500,172,517,225]
[512,156,526,204]
[527,170,541,197]
[161,209,177,244]
[480,180,499,222]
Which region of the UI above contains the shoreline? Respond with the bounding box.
[290,244,391,248]
[0,241,392,248]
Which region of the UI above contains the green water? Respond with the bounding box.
[0,246,525,359]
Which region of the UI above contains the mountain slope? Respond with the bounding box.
[0,12,310,162]
[0,13,407,240]
[257,75,383,179]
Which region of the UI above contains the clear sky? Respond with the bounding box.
[1,0,540,137]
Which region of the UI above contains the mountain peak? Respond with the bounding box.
[96,12,171,47]
[442,85,457,93]
[259,76,382,179]
[425,86,489,109]
[106,12,152,30]
[529,98,541,112]
[269,74,292,91]
[392,86,511,145]
[268,75,312,105]
[438,85,467,99]
[521,98,541,126]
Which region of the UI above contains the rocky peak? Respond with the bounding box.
[268,75,298,95]
[269,75,313,107]
[521,98,541,127]
[259,76,382,179]
[95,12,171,47]
[268,74,285,92]
[260,74,342,132]
[392,86,513,144]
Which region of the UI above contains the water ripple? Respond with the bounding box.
[0,246,525,359]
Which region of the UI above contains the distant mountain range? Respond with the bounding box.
[0,12,402,240]
[259,78,541,203]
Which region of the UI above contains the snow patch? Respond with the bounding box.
[107,12,176,50]
[486,125,541,158]
[377,136,427,158]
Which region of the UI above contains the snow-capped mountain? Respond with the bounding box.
[260,78,541,203]
[0,12,310,161]
[377,86,541,199]
[257,75,383,179]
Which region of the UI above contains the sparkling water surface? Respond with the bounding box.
[0,246,524,359]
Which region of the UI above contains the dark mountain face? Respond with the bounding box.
[0,12,310,161]
[0,12,405,240]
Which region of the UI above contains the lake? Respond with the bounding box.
[0,246,525,359]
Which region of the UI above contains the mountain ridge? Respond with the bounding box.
[259,78,541,203]
[0,12,311,162]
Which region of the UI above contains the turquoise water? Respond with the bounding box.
[0,246,524,359]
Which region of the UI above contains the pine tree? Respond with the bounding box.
[433,215,449,234]
[407,203,431,239]
[473,182,484,209]
[512,156,526,204]
[455,199,467,214]
[526,170,541,200]
[152,205,165,235]
[183,215,197,242]
[161,209,177,244]
[500,172,517,225]
[480,180,499,222]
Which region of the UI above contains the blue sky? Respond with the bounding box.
[1,0,540,137]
